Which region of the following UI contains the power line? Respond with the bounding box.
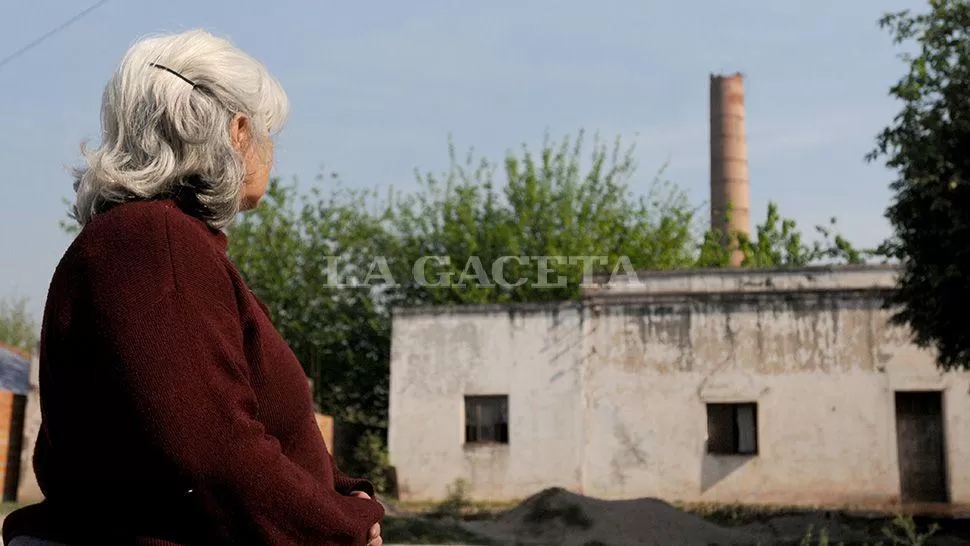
[0,0,111,71]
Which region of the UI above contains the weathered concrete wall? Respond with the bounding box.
[583,295,970,506]
[389,304,586,500]
[389,266,970,507]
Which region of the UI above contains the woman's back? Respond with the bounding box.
[3,200,383,544]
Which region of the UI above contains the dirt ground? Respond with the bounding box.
[2,492,966,545]
[383,488,970,545]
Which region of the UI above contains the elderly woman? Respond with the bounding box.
[1,30,384,545]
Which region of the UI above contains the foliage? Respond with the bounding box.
[227,178,392,427]
[699,203,870,268]
[791,514,940,546]
[347,429,392,494]
[881,514,939,546]
[0,296,38,354]
[384,131,699,306]
[868,0,970,369]
[59,196,80,236]
[435,478,472,519]
[386,132,864,307]
[798,524,831,546]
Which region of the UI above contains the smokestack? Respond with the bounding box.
[709,72,750,267]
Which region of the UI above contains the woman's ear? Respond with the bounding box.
[229,113,252,153]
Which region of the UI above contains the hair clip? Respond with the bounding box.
[149,62,197,88]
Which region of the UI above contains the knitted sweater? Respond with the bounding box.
[2,200,384,545]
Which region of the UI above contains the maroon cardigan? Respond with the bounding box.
[2,200,384,545]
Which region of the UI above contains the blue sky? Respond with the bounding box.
[0,0,923,322]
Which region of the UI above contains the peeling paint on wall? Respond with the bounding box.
[595,296,897,376]
[389,266,970,506]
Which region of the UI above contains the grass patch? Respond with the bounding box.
[680,502,951,546]
[416,478,521,521]
[396,500,516,514]
[677,501,820,526]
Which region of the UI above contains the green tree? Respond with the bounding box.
[227,178,393,428]
[868,0,970,369]
[384,131,699,306]
[697,203,868,268]
[59,196,80,237]
[0,296,38,354]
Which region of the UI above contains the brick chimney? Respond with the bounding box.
[709,72,751,266]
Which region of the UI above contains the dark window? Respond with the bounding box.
[465,395,509,445]
[706,402,758,455]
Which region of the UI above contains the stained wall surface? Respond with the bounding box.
[389,266,970,507]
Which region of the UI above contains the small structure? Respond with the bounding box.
[388,265,970,508]
[0,343,29,502]
[307,377,335,453]
[316,413,334,454]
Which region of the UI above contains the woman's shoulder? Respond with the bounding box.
[84,199,214,238]
[61,200,232,296]
[74,199,226,257]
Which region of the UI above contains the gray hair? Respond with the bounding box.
[72,29,289,229]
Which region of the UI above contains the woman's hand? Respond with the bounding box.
[350,491,382,546]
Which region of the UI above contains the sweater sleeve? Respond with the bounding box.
[83,210,383,544]
[329,449,377,498]
[242,284,377,499]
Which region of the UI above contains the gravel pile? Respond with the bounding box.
[464,487,761,545]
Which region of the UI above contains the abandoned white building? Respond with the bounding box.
[388,264,970,507]
[389,73,970,508]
